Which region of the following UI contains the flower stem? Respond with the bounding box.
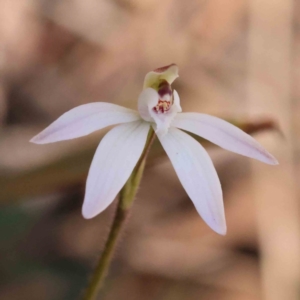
[82,127,156,300]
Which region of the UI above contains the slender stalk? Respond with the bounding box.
[82,204,127,300]
[82,127,156,300]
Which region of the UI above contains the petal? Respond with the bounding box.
[173,90,182,113]
[138,88,159,122]
[157,127,226,235]
[30,102,140,144]
[82,121,150,219]
[143,64,179,89]
[172,113,278,165]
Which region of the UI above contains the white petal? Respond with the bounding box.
[157,127,226,235]
[172,113,278,165]
[138,88,159,122]
[82,121,150,219]
[30,102,140,144]
[173,90,182,112]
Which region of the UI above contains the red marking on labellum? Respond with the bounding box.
[158,80,172,97]
[153,100,171,113]
[153,63,176,73]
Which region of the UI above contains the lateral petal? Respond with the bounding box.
[172,113,278,165]
[157,127,226,235]
[173,90,182,113]
[30,102,140,144]
[138,88,159,122]
[82,121,150,219]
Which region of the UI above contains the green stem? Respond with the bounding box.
[82,127,156,300]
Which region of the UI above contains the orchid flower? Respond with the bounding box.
[31,64,278,235]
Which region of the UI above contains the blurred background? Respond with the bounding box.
[0,0,299,299]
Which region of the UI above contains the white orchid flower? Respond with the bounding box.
[31,64,278,235]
